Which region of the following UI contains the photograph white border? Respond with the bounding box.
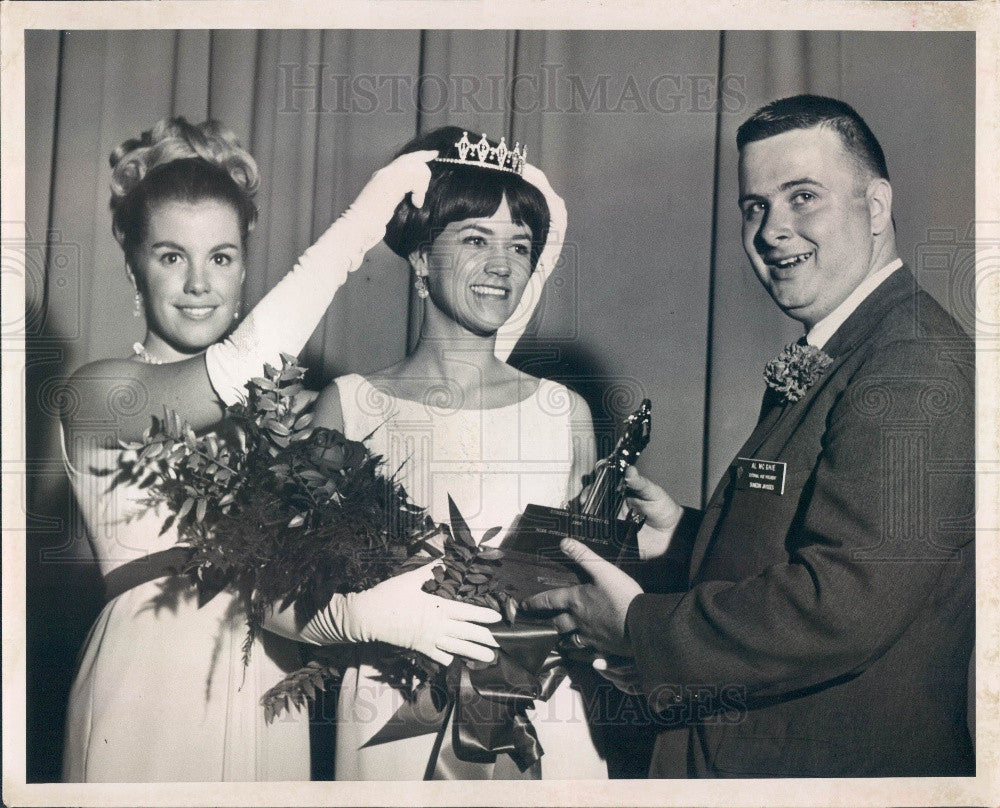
[2,2,997,806]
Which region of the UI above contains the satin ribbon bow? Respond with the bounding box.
[362,617,567,779]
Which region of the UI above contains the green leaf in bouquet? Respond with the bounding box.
[289,390,318,414]
[196,498,208,523]
[480,526,502,545]
[287,514,305,529]
[447,496,476,548]
[280,383,304,398]
[136,470,158,488]
[263,419,290,436]
[468,563,496,575]
[158,513,176,536]
[137,442,162,463]
[465,573,488,584]
[294,413,314,430]
[257,397,278,412]
[177,497,195,522]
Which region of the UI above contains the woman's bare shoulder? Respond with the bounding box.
[63,357,144,422]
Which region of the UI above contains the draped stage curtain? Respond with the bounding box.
[23,30,974,780]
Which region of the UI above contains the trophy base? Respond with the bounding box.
[499,504,639,565]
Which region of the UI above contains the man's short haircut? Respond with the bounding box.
[737,94,889,181]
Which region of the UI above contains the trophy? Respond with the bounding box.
[500,399,653,568]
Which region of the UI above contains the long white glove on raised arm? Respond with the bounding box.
[205,150,437,405]
[494,162,568,362]
[297,563,502,667]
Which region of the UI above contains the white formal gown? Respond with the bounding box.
[332,373,609,780]
[60,426,310,782]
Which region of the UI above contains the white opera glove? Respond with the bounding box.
[495,162,568,361]
[299,563,502,667]
[205,150,438,405]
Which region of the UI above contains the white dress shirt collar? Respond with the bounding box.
[806,258,904,349]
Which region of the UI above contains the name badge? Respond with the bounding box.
[733,456,787,495]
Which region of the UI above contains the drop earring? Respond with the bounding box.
[414,275,429,299]
[133,290,143,318]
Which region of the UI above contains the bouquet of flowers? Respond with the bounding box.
[117,355,527,731]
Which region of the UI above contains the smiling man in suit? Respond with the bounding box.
[525,95,975,777]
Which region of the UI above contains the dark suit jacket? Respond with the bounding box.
[626,268,975,777]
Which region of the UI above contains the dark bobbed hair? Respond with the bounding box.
[384,126,550,269]
[110,117,259,270]
[736,95,889,181]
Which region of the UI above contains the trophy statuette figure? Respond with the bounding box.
[501,399,653,565]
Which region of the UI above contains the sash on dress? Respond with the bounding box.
[101,547,194,603]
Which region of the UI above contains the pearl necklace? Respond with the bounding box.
[132,342,164,365]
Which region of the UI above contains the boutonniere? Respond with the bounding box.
[764,342,833,403]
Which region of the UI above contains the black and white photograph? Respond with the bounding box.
[2,2,997,806]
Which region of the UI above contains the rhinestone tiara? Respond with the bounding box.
[432,131,526,176]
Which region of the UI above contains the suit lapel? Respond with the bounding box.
[747,269,915,454]
[820,267,915,357]
[687,268,916,583]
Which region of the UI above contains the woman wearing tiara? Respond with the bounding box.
[59,118,500,781]
[308,127,609,780]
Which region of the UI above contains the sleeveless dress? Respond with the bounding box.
[332,373,609,780]
[60,426,310,782]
